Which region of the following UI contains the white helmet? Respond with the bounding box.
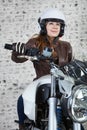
[38,8,65,37]
[40,8,65,22]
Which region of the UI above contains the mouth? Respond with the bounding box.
[51,31,58,34]
[51,30,58,33]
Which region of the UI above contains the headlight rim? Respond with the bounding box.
[68,84,87,123]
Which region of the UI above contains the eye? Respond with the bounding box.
[56,22,60,26]
[48,22,54,25]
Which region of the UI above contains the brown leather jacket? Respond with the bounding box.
[11,38,72,79]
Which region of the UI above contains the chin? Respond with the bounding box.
[51,35,58,37]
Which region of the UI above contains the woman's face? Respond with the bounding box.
[46,21,61,38]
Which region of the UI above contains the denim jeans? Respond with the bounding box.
[17,95,26,124]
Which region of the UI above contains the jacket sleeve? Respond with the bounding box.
[11,51,28,63]
[68,43,72,62]
[58,40,73,66]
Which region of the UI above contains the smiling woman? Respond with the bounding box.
[38,8,65,37]
[10,8,72,130]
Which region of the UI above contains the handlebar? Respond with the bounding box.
[74,60,87,75]
[4,43,13,50]
[4,43,87,79]
[4,43,54,61]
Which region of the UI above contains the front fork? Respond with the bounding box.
[48,97,57,130]
[73,122,82,130]
[48,73,63,130]
[48,97,62,130]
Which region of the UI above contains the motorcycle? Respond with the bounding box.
[4,43,87,130]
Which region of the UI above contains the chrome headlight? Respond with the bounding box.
[68,84,87,123]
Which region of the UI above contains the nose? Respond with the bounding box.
[53,23,58,29]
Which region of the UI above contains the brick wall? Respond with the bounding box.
[0,0,87,59]
[0,0,87,130]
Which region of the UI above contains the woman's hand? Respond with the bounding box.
[13,42,25,54]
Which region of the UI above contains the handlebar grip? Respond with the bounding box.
[4,44,13,50]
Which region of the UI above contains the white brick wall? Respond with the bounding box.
[0,0,87,130]
[0,0,87,58]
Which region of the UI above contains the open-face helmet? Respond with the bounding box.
[38,8,65,37]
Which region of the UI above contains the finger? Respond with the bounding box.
[20,43,25,54]
[17,42,20,53]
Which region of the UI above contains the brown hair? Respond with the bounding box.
[35,34,51,52]
[35,34,58,58]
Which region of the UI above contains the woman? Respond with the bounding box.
[11,8,72,130]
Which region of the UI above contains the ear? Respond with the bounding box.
[59,24,65,37]
[38,19,47,35]
[38,19,45,29]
